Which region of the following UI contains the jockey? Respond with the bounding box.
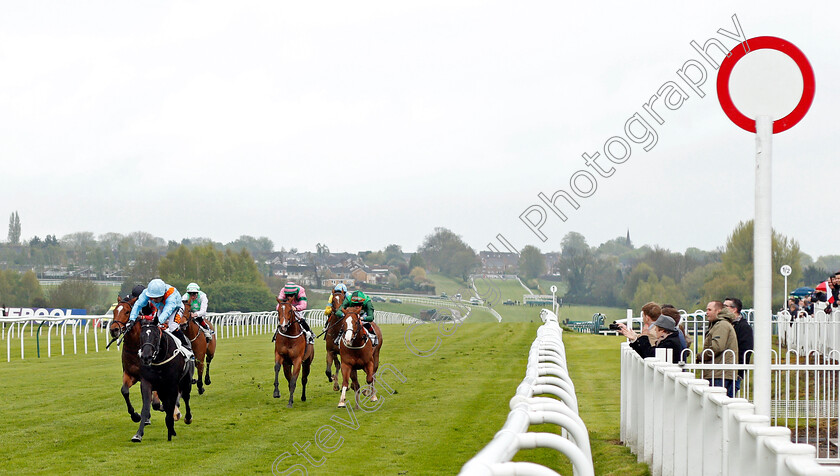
[129,278,193,359]
[336,290,377,347]
[182,282,215,343]
[277,282,314,344]
[324,283,349,315]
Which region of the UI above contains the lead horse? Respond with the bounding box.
[133,313,194,442]
[337,306,383,408]
[324,290,345,391]
[273,300,314,408]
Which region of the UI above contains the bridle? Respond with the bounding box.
[340,311,368,350]
[276,301,304,339]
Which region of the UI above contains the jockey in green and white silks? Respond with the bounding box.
[182,282,215,342]
[276,282,314,344]
[335,290,377,347]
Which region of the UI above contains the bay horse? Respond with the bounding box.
[180,306,217,395]
[133,313,194,442]
[108,295,161,423]
[324,290,345,391]
[337,306,383,408]
[273,300,314,408]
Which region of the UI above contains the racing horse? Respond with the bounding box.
[108,295,162,423]
[132,312,194,442]
[273,299,314,408]
[324,289,345,390]
[337,306,383,408]
[180,305,217,395]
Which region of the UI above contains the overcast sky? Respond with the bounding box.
[1,1,837,258]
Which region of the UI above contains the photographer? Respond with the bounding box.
[618,315,686,364]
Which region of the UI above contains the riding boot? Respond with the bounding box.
[197,317,215,342]
[174,329,195,360]
[299,319,315,345]
[363,323,378,347]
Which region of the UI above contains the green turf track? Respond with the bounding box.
[0,318,647,475]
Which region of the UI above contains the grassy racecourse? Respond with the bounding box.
[0,311,647,475]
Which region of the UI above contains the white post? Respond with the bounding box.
[753,115,773,418]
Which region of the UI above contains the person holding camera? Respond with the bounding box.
[618,314,685,364]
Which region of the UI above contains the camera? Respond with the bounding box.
[609,322,621,331]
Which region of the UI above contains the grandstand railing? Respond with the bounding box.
[460,309,594,476]
[621,343,840,475]
[0,309,420,362]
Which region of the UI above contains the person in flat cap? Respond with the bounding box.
[619,314,686,364]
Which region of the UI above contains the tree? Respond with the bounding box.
[803,265,829,287]
[408,253,426,270]
[418,227,478,281]
[7,211,21,244]
[519,245,546,280]
[409,266,427,284]
[558,232,595,302]
[717,220,803,307]
[49,279,109,313]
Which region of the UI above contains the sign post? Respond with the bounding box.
[550,285,558,316]
[717,36,814,418]
[781,265,792,300]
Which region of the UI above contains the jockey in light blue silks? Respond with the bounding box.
[129,278,193,358]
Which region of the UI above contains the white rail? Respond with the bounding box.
[620,343,840,475]
[0,309,420,362]
[460,309,594,476]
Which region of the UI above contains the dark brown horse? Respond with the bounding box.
[109,296,161,423]
[180,306,217,395]
[337,306,382,408]
[324,290,345,391]
[273,300,314,408]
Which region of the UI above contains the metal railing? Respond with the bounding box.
[0,309,421,362]
[621,343,840,475]
[460,309,594,476]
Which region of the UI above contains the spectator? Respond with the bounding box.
[619,315,686,364]
[724,297,753,394]
[660,305,688,350]
[697,301,739,398]
[639,302,662,338]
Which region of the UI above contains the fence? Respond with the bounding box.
[621,343,840,475]
[0,309,421,362]
[460,309,594,476]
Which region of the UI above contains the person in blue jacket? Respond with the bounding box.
[129,278,193,358]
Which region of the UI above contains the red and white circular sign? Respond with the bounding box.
[716,36,815,133]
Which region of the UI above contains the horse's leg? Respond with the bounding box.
[204,348,214,386]
[132,379,153,443]
[350,369,360,393]
[301,347,312,403]
[325,348,333,383]
[121,373,141,422]
[181,366,193,425]
[338,362,351,408]
[162,392,177,441]
[273,354,282,399]
[195,357,205,395]
[331,352,341,391]
[365,360,378,402]
[152,391,163,412]
[285,360,297,408]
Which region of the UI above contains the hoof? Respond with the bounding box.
[205,377,211,385]
[337,402,346,408]
[273,390,280,398]
[185,416,192,425]
[131,413,141,423]
[152,403,163,412]
[198,386,205,395]
[131,435,142,443]
[333,384,340,392]
[301,395,306,402]
[191,379,197,385]
[287,402,293,408]
[174,412,181,422]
